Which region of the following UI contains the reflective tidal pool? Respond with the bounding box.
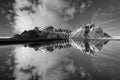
[0,39,120,80]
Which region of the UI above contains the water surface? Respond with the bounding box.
[0,39,120,80]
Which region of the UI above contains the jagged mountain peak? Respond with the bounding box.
[12,26,71,39]
[71,23,111,39]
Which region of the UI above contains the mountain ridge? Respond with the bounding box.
[70,23,111,39]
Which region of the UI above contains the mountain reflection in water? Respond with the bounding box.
[25,39,109,56]
[0,39,111,80]
[71,39,109,56]
[25,40,71,52]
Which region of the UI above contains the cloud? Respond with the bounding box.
[5,14,13,20]
[109,0,120,12]
[91,0,120,30]
[1,9,6,14]
[0,37,10,38]
[13,0,92,33]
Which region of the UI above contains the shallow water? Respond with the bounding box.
[0,39,120,80]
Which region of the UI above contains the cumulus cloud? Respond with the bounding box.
[13,0,92,33]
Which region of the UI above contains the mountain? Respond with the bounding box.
[71,23,111,39]
[12,26,71,40]
[71,39,109,56]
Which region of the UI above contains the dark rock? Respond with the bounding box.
[12,26,72,40]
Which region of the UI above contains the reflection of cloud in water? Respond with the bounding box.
[13,45,92,80]
[2,39,120,80]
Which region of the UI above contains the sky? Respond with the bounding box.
[0,0,120,37]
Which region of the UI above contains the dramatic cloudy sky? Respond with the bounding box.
[0,0,120,37]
